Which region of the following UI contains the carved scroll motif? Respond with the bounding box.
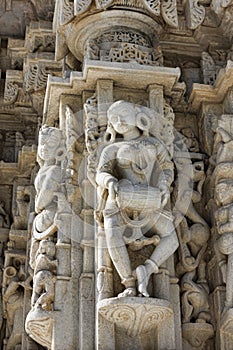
[74,0,92,15]
[142,0,160,16]
[4,82,19,104]
[24,62,62,92]
[98,298,173,337]
[95,0,114,9]
[186,0,205,29]
[161,0,178,28]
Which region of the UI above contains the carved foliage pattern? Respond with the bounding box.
[61,0,74,24]
[186,0,205,29]
[99,302,173,337]
[74,0,92,14]
[4,82,19,104]
[142,0,160,15]
[161,0,178,28]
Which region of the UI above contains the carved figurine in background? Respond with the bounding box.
[26,126,65,350]
[30,125,66,265]
[96,100,179,297]
[215,202,233,311]
[11,186,31,230]
[31,240,57,310]
[213,115,233,312]
[173,131,211,325]
[2,264,30,349]
[0,201,10,228]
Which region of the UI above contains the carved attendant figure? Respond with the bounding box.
[96,101,179,297]
[30,126,65,268]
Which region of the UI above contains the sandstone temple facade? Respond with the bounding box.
[1,1,233,349]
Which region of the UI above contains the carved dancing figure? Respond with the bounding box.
[96,100,179,297]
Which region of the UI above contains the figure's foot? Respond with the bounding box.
[118,287,136,298]
[136,265,150,297]
[129,235,160,251]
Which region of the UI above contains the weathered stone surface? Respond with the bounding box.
[0,1,233,349]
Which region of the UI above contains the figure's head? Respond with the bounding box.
[106,101,151,140]
[38,239,56,257]
[38,126,64,163]
[215,181,233,206]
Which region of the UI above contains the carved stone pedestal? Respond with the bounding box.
[25,307,54,349]
[182,323,214,349]
[220,309,233,349]
[98,297,174,350]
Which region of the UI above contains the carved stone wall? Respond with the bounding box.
[0,1,233,349]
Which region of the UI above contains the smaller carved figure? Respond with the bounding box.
[181,270,211,324]
[31,240,57,310]
[31,125,66,242]
[11,186,31,230]
[2,263,31,350]
[180,127,200,153]
[0,201,10,228]
[215,203,233,311]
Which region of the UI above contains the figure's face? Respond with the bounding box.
[215,183,232,205]
[38,133,60,161]
[108,104,137,135]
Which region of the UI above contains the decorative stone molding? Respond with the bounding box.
[98,297,173,337]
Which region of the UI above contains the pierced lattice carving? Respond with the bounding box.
[74,0,92,14]
[60,0,74,25]
[142,0,160,16]
[186,0,205,29]
[161,0,178,28]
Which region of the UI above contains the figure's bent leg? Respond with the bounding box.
[136,215,179,297]
[104,213,136,295]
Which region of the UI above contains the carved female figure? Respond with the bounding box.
[96,100,179,297]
